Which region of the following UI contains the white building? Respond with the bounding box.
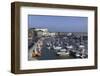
[49,32,56,37]
[35,28,49,36]
[35,28,48,32]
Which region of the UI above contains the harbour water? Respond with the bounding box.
[28,33,88,61]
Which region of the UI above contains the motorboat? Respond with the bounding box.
[56,49,69,56]
[79,45,85,48]
[54,46,62,50]
[75,52,81,58]
[67,45,73,49]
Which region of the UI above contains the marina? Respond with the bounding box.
[28,31,88,60]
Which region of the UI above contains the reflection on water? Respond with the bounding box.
[37,46,74,60]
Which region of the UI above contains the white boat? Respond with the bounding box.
[56,49,69,56]
[79,45,85,48]
[54,46,62,50]
[67,45,73,49]
[75,53,81,57]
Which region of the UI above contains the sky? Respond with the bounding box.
[28,15,88,32]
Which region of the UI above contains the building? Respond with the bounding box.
[35,28,49,37]
[35,28,48,32]
[36,30,43,37]
[48,32,56,37]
